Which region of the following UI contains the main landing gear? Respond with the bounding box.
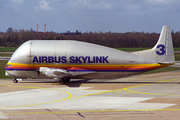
[13,79,18,83]
[13,78,23,83]
[59,78,70,84]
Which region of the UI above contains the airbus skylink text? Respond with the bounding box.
[32,56,109,63]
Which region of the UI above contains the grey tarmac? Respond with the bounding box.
[0,70,180,120]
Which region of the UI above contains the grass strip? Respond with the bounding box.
[0,47,180,52]
[0,60,13,78]
[0,47,17,52]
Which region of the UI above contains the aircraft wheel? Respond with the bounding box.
[13,79,18,83]
[65,79,70,83]
[59,79,65,84]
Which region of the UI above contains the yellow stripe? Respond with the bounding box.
[124,78,180,96]
[7,62,169,67]
[0,78,179,114]
[0,78,179,110]
[0,85,72,110]
[0,84,123,110]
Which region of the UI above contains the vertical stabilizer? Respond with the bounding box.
[132,26,175,64]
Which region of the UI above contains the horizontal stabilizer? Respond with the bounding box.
[158,62,174,65]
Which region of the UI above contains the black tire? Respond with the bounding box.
[59,80,65,84]
[65,79,70,83]
[13,79,18,83]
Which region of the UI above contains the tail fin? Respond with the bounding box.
[133,26,175,64]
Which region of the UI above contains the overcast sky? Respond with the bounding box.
[1,0,180,33]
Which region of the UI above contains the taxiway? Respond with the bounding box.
[0,70,180,119]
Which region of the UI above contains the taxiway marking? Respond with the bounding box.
[124,78,180,96]
[0,85,72,110]
[0,78,179,112]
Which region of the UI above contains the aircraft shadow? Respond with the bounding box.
[6,79,180,88]
[18,79,92,87]
[69,80,179,84]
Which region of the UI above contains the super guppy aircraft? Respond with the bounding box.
[5,26,175,84]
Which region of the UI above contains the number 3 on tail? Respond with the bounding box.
[156,44,166,55]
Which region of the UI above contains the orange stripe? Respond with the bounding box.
[7,63,168,71]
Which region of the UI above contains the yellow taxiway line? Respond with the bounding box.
[124,78,180,96]
[0,78,180,114]
[0,85,72,110]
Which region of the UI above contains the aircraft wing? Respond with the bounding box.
[67,67,96,76]
[39,67,71,78]
[39,67,95,79]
